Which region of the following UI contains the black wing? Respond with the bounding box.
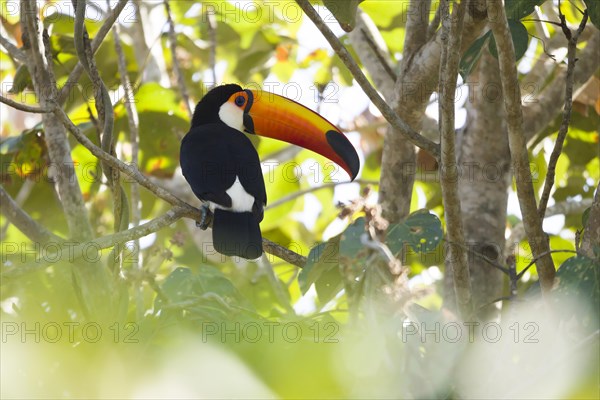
[180,123,266,220]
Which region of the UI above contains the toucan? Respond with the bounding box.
[180,84,360,260]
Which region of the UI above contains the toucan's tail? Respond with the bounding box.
[212,209,263,259]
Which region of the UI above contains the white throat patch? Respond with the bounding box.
[218,102,244,132]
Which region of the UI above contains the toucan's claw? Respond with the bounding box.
[196,204,210,230]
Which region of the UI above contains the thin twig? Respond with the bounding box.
[0,185,64,243]
[360,29,396,82]
[295,0,440,158]
[516,249,577,280]
[438,0,472,319]
[164,0,193,122]
[0,33,27,63]
[486,0,555,294]
[265,179,378,210]
[112,9,143,316]
[0,95,53,113]
[1,179,34,239]
[427,5,442,39]
[74,0,115,182]
[205,3,218,84]
[263,238,307,268]
[444,239,509,274]
[538,10,588,219]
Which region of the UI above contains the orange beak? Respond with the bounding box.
[227,89,360,180]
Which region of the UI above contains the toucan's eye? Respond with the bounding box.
[234,96,246,107]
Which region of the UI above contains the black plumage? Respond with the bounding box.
[180,85,266,259]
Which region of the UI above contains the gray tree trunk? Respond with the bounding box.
[445,51,510,315]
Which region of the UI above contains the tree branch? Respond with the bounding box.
[21,0,94,241]
[1,207,187,280]
[506,198,593,255]
[57,0,129,105]
[112,11,143,315]
[538,11,588,219]
[486,0,555,293]
[403,0,430,59]
[439,0,472,319]
[295,0,440,158]
[427,5,442,39]
[523,30,600,143]
[164,0,193,122]
[580,181,600,259]
[0,33,27,63]
[348,10,396,100]
[204,3,218,84]
[0,185,63,243]
[265,179,378,211]
[0,94,53,113]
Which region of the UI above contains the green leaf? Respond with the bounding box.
[8,64,32,94]
[339,217,366,261]
[0,126,46,179]
[155,267,194,308]
[155,266,251,321]
[387,210,443,254]
[298,238,340,295]
[314,263,344,306]
[584,0,600,29]
[488,20,529,62]
[459,31,491,80]
[322,0,364,32]
[387,223,412,255]
[554,256,600,330]
[504,0,547,20]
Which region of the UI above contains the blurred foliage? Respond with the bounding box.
[0,0,599,399]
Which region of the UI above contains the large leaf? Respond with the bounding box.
[504,0,547,20]
[387,210,443,254]
[461,19,529,79]
[322,0,364,32]
[339,217,366,261]
[554,255,600,331]
[298,238,341,295]
[459,31,492,80]
[154,266,252,321]
[488,20,529,62]
[584,0,600,29]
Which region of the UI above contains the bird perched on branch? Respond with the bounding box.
[180,84,359,260]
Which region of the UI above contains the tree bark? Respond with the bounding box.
[447,52,509,315]
[379,0,488,223]
[580,182,600,259]
[21,1,93,241]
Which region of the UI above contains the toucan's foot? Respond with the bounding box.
[196,204,210,230]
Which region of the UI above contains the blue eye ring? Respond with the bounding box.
[234,95,246,107]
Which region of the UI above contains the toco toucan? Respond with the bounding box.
[180,84,360,260]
